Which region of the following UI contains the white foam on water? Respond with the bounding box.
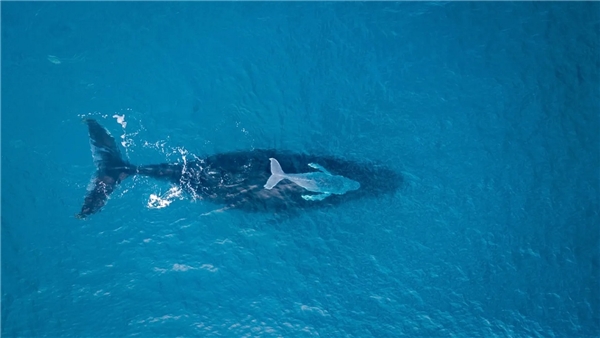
[147,186,184,209]
[107,112,142,158]
[112,114,127,128]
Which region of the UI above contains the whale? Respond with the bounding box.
[264,158,361,201]
[76,119,402,219]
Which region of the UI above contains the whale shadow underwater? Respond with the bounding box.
[77,119,403,219]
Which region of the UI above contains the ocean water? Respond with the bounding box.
[2,2,599,337]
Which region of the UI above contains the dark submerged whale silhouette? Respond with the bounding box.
[77,119,402,219]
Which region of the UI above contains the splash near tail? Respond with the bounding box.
[77,119,136,219]
[264,158,285,189]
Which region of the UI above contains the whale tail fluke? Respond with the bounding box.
[264,158,285,189]
[76,119,136,219]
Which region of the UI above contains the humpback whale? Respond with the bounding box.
[77,119,402,219]
[264,158,360,201]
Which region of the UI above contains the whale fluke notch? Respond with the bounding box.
[76,119,136,219]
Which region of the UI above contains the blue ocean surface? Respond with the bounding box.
[2,2,599,337]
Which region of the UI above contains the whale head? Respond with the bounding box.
[342,177,361,193]
[329,175,360,194]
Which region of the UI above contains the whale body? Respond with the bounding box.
[77,119,402,219]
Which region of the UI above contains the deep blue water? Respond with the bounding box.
[2,2,599,337]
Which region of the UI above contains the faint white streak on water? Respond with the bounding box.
[299,304,329,317]
[93,289,110,297]
[172,263,194,271]
[152,263,219,273]
[200,264,218,272]
[137,314,187,324]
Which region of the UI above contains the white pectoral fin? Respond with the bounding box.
[308,163,331,175]
[264,158,285,189]
[302,192,331,201]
